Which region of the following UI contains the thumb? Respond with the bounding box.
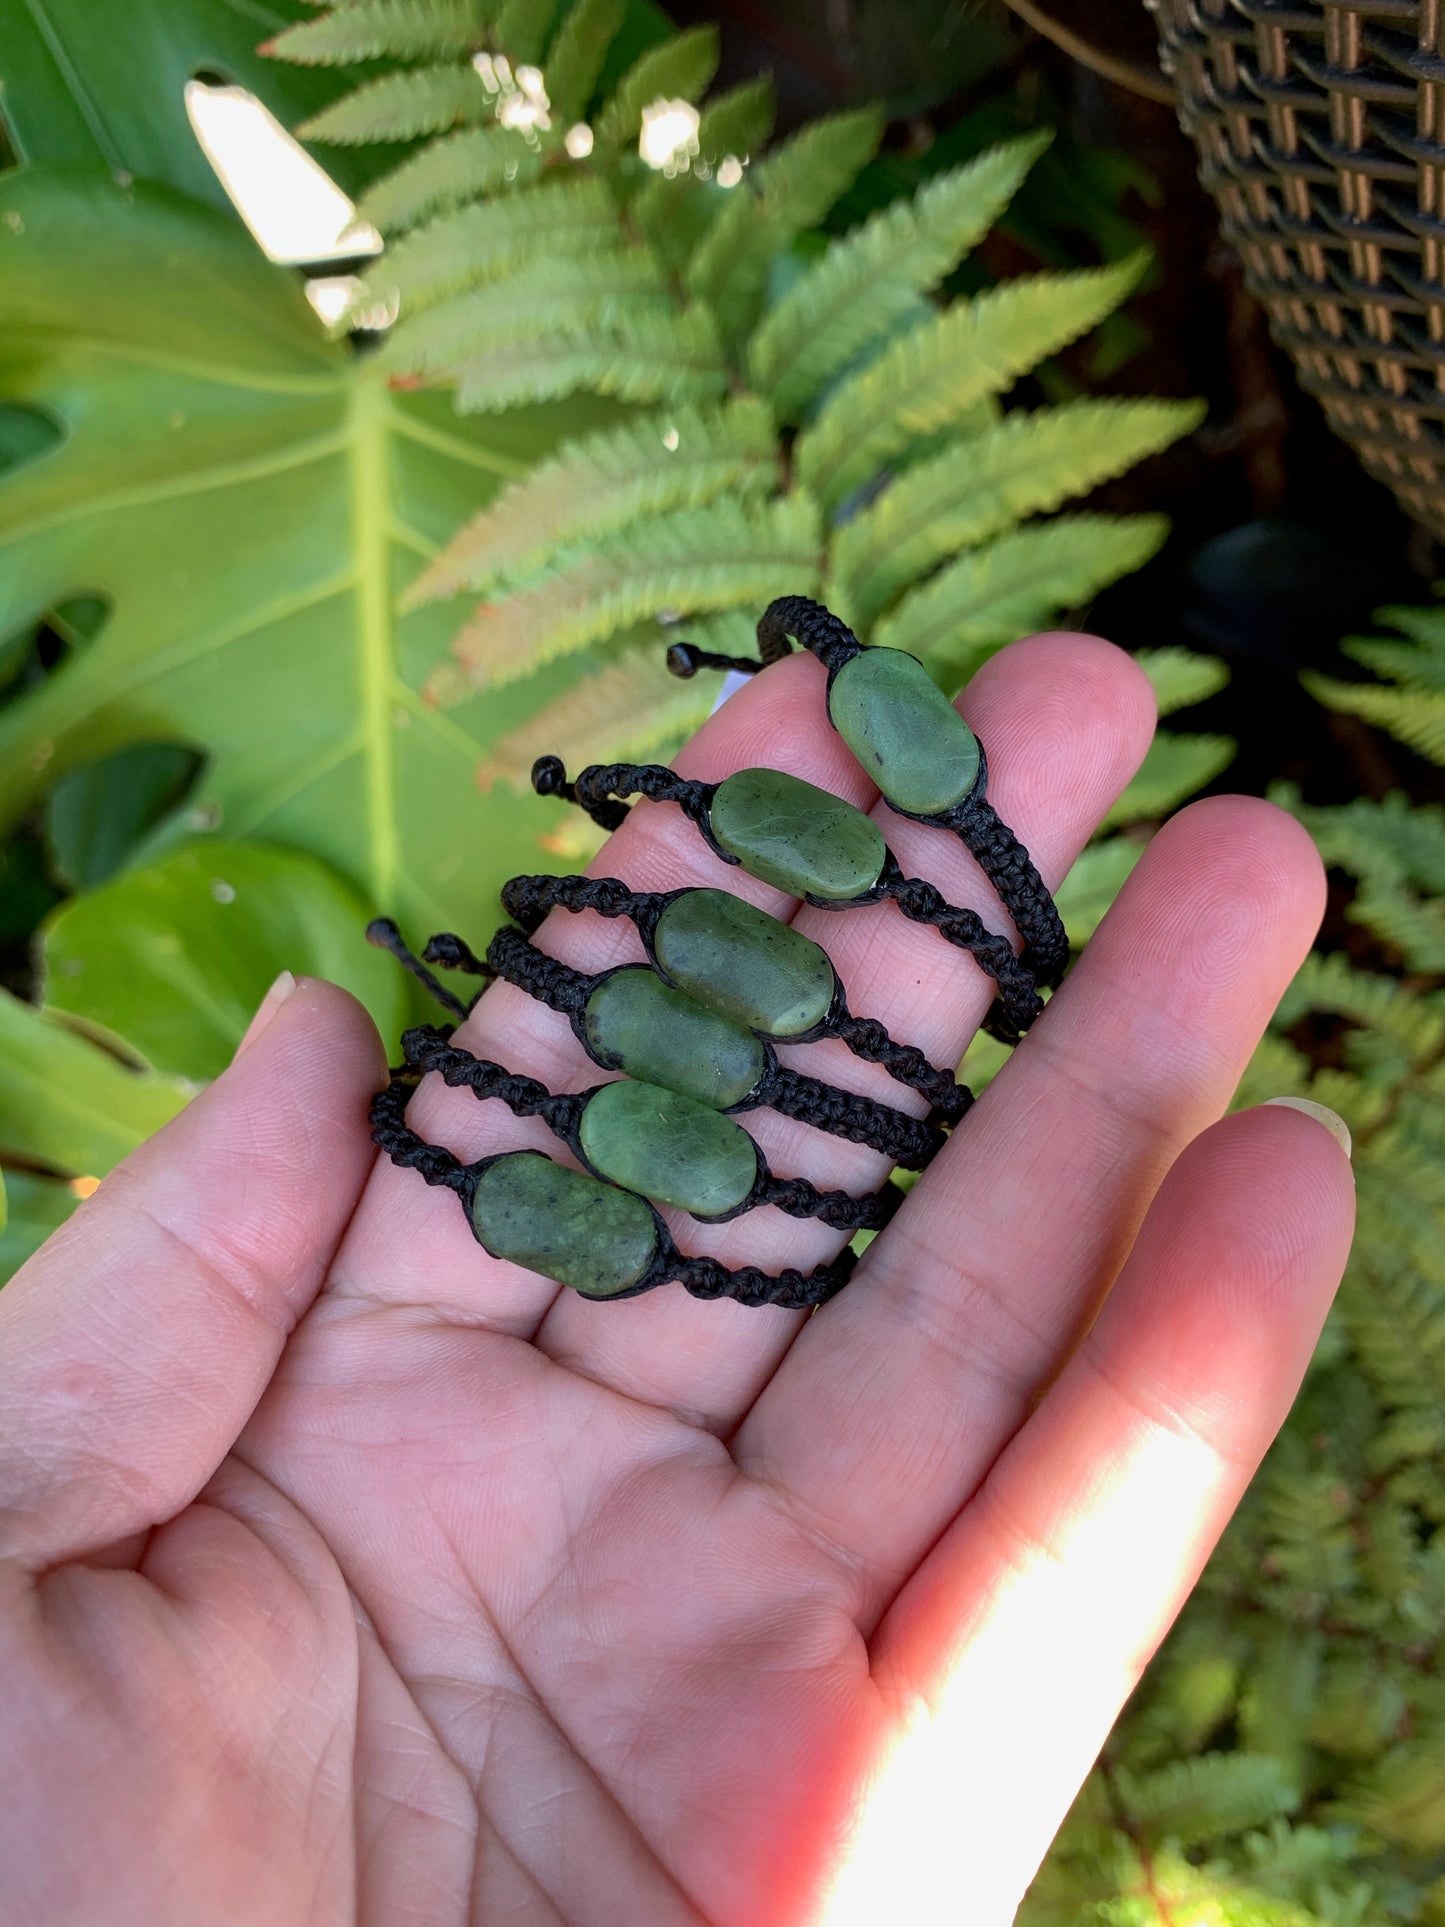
[0,976,383,1570]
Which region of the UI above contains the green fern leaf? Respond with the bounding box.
[265,0,486,65]
[1349,604,1445,688]
[1101,731,1234,829]
[357,123,544,233]
[833,397,1202,624]
[451,305,728,411]
[695,74,775,163]
[476,639,717,787]
[1135,644,1230,717]
[378,249,670,375]
[541,0,625,121]
[748,133,1051,420]
[796,254,1146,512]
[355,177,618,312]
[434,495,821,692]
[406,399,780,602]
[1304,671,1445,766]
[685,106,886,340]
[1054,836,1143,944]
[493,0,556,62]
[872,513,1167,682]
[593,25,721,150]
[297,62,490,143]
[1112,1754,1298,1851]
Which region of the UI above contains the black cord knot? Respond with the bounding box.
[666,642,702,679]
[531,754,569,797]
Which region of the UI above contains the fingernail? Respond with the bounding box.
[235,971,297,1059]
[1263,1096,1352,1161]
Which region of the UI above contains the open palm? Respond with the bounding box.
[0,634,1354,1927]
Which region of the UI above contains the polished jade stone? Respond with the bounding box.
[579,1079,759,1218]
[470,1151,657,1297]
[828,646,981,815]
[653,889,835,1038]
[582,967,765,1110]
[710,767,885,901]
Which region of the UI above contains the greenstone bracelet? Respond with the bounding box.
[667,593,1068,992]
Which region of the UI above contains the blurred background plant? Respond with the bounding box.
[1,2,1444,1919]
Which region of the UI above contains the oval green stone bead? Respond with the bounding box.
[710,767,885,901]
[582,967,765,1110]
[470,1150,657,1298]
[653,888,835,1039]
[579,1080,759,1218]
[828,646,981,816]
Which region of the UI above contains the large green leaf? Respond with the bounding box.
[41,839,411,1080]
[0,1170,76,1285]
[0,0,391,204]
[0,164,612,935]
[0,988,190,1176]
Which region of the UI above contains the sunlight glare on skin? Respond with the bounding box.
[184,81,382,266]
[817,1416,1218,1925]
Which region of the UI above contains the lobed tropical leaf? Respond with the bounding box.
[749,133,1052,421]
[357,123,544,233]
[540,0,626,122]
[592,25,721,151]
[434,494,822,692]
[354,176,618,312]
[407,399,780,603]
[834,396,1202,625]
[797,254,1146,513]
[685,106,885,340]
[476,640,717,788]
[297,61,491,143]
[378,250,672,376]
[873,513,1167,682]
[451,305,729,411]
[264,0,487,67]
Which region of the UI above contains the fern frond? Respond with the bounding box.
[685,106,885,339]
[355,177,617,311]
[796,254,1146,512]
[477,640,716,787]
[1348,604,1445,688]
[266,0,485,65]
[1101,731,1234,829]
[695,75,775,164]
[378,250,670,375]
[872,513,1167,681]
[592,24,720,149]
[357,124,544,232]
[833,396,1201,623]
[1136,644,1230,717]
[451,305,728,411]
[1303,671,1445,767]
[434,495,821,692]
[1054,836,1143,944]
[492,0,556,62]
[1349,879,1445,974]
[406,399,779,603]
[1111,1754,1298,1852]
[540,0,624,121]
[297,62,489,143]
[748,133,1052,420]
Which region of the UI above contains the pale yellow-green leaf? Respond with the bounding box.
[797,254,1146,512]
[451,306,728,412]
[266,0,485,67]
[357,123,544,234]
[298,61,490,142]
[1135,643,1230,717]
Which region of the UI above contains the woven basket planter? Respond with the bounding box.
[1149,0,1445,539]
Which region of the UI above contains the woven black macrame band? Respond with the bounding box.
[500,871,970,1122]
[369,1068,858,1309]
[399,1023,903,1232]
[666,594,1069,992]
[530,756,1044,1041]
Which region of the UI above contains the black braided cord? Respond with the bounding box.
[667,594,1069,992]
[400,1024,902,1232]
[369,1067,857,1309]
[499,872,971,1123]
[531,756,1045,1040]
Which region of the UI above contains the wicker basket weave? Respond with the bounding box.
[1149,0,1445,538]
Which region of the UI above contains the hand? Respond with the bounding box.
[0,633,1354,1927]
